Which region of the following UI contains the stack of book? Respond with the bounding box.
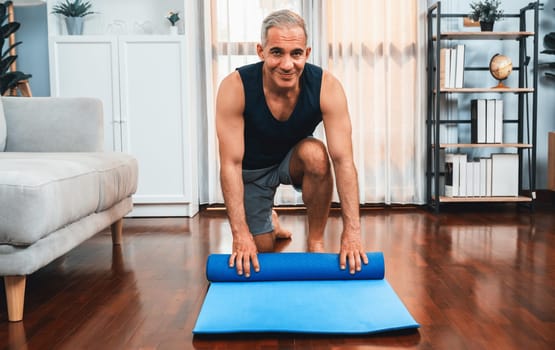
[470,99,503,143]
[444,153,518,197]
[440,44,465,88]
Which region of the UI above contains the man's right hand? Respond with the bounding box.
[228,233,260,278]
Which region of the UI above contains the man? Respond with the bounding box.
[216,9,368,278]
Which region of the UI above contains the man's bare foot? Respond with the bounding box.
[308,240,325,252]
[272,210,292,240]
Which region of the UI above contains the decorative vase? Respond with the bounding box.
[169,26,178,35]
[65,17,84,35]
[480,21,494,32]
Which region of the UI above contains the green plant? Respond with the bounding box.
[469,0,504,23]
[51,0,95,18]
[0,1,31,95]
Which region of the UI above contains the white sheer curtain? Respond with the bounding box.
[200,0,427,205]
[320,0,426,204]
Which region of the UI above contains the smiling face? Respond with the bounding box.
[257,25,311,92]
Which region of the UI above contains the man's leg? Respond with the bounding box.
[289,138,333,251]
[253,210,292,252]
[272,209,292,239]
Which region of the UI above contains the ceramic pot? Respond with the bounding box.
[66,17,84,35]
[480,21,494,32]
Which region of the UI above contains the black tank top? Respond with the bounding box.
[237,61,323,170]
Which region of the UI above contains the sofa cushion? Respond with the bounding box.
[0,152,138,245]
[0,97,6,151]
[0,156,100,245]
[26,152,139,211]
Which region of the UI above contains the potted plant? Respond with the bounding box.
[51,0,95,35]
[0,1,31,95]
[468,0,504,32]
[165,10,180,35]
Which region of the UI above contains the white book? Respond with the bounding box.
[486,99,496,143]
[473,161,481,197]
[466,161,474,197]
[485,158,493,196]
[455,44,465,88]
[471,99,487,143]
[458,154,467,197]
[449,48,457,89]
[479,158,488,196]
[491,153,519,196]
[494,99,503,143]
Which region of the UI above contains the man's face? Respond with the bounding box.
[257,26,311,90]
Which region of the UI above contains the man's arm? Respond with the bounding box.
[216,71,260,277]
[320,71,368,273]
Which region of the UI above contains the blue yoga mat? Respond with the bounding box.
[193,252,419,335]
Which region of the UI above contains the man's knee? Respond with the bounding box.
[295,139,331,178]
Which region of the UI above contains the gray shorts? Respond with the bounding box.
[242,148,299,235]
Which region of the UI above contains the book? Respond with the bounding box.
[494,99,503,143]
[471,99,487,143]
[485,158,493,196]
[473,161,480,197]
[449,48,457,89]
[479,158,488,197]
[439,48,450,89]
[466,160,474,197]
[458,153,467,197]
[491,153,519,196]
[486,99,496,143]
[454,44,465,88]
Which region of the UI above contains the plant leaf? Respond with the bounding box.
[0,71,32,95]
[0,55,16,74]
[1,41,22,59]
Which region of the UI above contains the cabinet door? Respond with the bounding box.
[118,37,193,209]
[48,37,122,152]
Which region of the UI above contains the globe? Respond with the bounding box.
[489,54,513,88]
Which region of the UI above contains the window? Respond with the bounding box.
[212,0,303,84]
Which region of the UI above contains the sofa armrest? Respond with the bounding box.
[2,97,104,152]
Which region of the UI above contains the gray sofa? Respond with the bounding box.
[0,96,138,322]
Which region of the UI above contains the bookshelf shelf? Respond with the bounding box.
[437,143,533,149]
[426,1,539,212]
[435,88,534,93]
[437,196,532,203]
[433,32,534,41]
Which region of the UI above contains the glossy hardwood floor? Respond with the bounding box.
[1,203,554,349]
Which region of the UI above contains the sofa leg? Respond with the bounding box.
[4,276,26,322]
[111,218,123,245]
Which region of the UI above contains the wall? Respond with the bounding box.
[13,3,49,96]
[15,1,555,190]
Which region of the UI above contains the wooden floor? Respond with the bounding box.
[1,203,555,349]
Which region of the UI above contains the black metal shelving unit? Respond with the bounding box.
[426,1,540,212]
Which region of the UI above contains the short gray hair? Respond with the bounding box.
[261,9,307,47]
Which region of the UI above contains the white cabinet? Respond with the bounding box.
[47,1,199,217]
[49,37,121,152]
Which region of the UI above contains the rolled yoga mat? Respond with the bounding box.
[193,252,419,335]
